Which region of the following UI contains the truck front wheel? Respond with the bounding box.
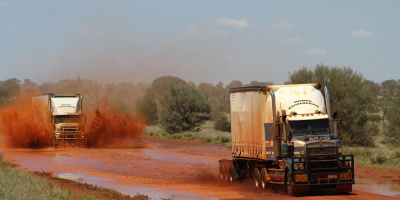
[286,172,293,195]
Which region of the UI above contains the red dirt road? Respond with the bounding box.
[2,138,399,200]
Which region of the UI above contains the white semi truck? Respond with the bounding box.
[219,83,354,195]
[34,94,87,147]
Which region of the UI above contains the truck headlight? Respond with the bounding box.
[299,164,304,170]
[294,164,299,170]
[300,149,306,156]
[344,161,350,167]
[338,148,343,154]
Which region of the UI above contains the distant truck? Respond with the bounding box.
[34,94,87,147]
[219,83,354,195]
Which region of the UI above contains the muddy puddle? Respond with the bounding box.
[1,148,220,199]
[57,172,208,200]
[354,177,400,198]
[2,147,400,199]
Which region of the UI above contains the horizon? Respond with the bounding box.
[1,1,399,85]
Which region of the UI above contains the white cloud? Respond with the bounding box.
[280,37,303,44]
[347,29,373,37]
[280,22,296,29]
[217,17,250,29]
[207,29,228,37]
[308,48,326,55]
[0,1,9,7]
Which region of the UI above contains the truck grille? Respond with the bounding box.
[307,146,338,174]
[63,127,78,132]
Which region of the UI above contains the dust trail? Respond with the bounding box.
[87,98,147,147]
[0,92,53,148]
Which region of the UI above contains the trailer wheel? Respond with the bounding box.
[219,162,225,180]
[261,168,268,189]
[285,171,293,195]
[228,164,234,183]
[253,168,261,188]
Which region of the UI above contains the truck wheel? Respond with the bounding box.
[286,172,293,195]
[261,168,268,189]
[253,168,261,188]
[228,164,234,183]
[219,162,225,180]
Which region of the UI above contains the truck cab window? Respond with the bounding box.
[289,119,329,136]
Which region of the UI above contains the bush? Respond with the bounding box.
[371,152,388,164]
[368,114,382,123]
[158,84,211,134]
[392,150,400,159]
[213,115,231,132]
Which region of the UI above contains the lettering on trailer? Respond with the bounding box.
[58,104,76,109]
[288,99,320,110]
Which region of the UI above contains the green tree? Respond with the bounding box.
[0,78,21,106]
[149,76,186,98]
[158,84,211,134]
[289,64,373,146]
[198,82,229,120]
[381,79,400,97]
[385,97,400,146]
[135,76,186,124]
[136,91,158,125]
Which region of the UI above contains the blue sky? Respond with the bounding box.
[0,1,399,85]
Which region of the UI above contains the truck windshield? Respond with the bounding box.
[54,115,80,123]
[289,119,329,136]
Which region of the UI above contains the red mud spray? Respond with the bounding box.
[0,94,146,148]
[0,93,53,148]
[87,98,147,147]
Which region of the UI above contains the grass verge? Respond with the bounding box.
[344,146,400,171]
[145,121,232,148]
[0,153,149,200]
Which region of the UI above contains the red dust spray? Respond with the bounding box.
[0,92,53,148]
[87,98,147,147]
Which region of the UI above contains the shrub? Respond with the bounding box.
[158,84,211,134]
[368,114,382,123]
[213,115,231,132]
[371,151,388,164]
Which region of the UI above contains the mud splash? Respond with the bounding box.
[0,92,53,148]
[87,98,146,147]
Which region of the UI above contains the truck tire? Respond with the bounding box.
[261,168,268,189]
[286,171,293,195]
[228,164,234,183]
[219,162,225,180]
[253,168,261,188]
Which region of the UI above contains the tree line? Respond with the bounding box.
[0,64,399,147]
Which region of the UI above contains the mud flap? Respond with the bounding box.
[336,184,352,193]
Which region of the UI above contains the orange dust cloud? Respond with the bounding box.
[87,98,146,147]
[0,93,53,148]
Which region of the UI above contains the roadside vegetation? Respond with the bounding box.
[145,121,232,147]
[344,146,400,171]
[0,154,148,200]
